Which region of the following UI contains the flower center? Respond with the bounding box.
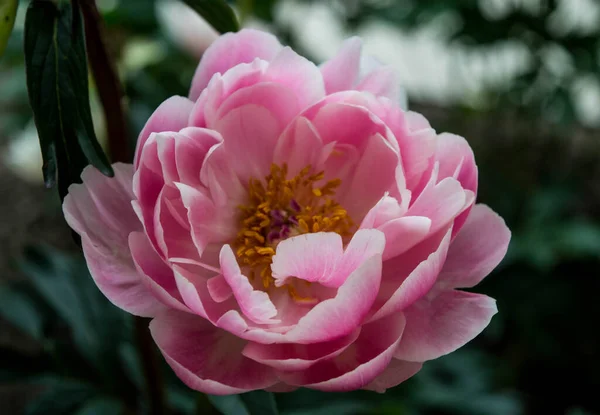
[235,164,354,292]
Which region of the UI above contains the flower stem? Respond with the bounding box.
[134,316,167,415]
[77,0,130,163]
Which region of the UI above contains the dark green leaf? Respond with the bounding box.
[74,397,123,415]
[25,377,97,415]
[240,390,278,415]
[0,0,18,56]
[0,286,43,339]
[208,394,250,415]
[181,0,239,34]
[24,0,112,199]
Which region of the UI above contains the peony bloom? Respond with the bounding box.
[63,29,510,394]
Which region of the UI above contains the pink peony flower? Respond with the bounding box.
[63,29,510,394]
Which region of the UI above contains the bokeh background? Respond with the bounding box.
[1,0,599,414]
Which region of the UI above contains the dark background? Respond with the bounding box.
[0,1,599,414]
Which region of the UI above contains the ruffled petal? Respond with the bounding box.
[395,290,497,362]
[63,164,164,317]
[189,29,283,100]
[278,313,405,392]
[134,96,194,168]
[362,358,422,393]
[439,204,510,289]
[320,37,362,94]
[150,310,278,394]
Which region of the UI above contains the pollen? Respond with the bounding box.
[235,163,354,289]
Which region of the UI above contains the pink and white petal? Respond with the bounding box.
[439,204,510,290]
[156,133,179,185]
[435,133,478,194]
[395,290,497,362]
[215,82,300,128]
[378,216,432,260]
[265,47,325,110]
[407,177,466,235]
[175,127,222,187]
[207,275,233,303]
[63,164,164,317]
[362,359,423,393]
[356,65,400,101]
[199,143,246,208]
[273,117,324,177]
[220,245,280,324]
[150,310,279,394]
[279,313,405,392]
[154,187,199,260]
[134,96,194,168]
[338,133,399,220]
[283,254,383,344]
[271,232,344,288]
[360,195,405,229]
[242,329,360,371]
[331,229,386,287]
[369,228,452,322]
[320,37,362,94]
[129,231,189,312]
[189,29,283,100]
[215,104,282,183]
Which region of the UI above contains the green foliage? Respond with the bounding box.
[0,0,18,57]
[24,0,113,199]
[181,0,240,34]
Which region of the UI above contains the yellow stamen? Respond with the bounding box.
[233,163,354,293]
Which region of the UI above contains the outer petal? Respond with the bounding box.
[395,290,497,362]
[362,358,422,393]
[150,310,278,394]
[278,313,405,392]
[438,204,511,289]
[189,29,283,100]
[320,37,362,94]
[356,65,400,102]
[134,96,195,168]
[63,164,164,317]
[242,329,360,371]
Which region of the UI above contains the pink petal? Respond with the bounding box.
[338,133,399,219]
[189,29,283,100]
[370,228,452,321]
[220,245,280,325]
[439,204,511,289]
[271,229,385,289]
[273,116,324,177]
[356,65,400,101]
[362,359,422,393]
[378,216,432,260]
[283,254,382,344]
[215,81,301,129]
[242,329,360,371]
[360,195,406,229]
[63,164,164,317]
[199,142,247,208]
[320,37,362,94]
[278,313,405,392]
[407,177,466,235]
[395,290,497,362]
[175,127,222,187]
[207,275,233,303]
[215,104,282,184]
[134,96,194,168]
[265,46,325,110]
[150,310,278,394]
[129,231,189,312]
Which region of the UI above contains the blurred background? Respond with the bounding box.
[1,0,599,414]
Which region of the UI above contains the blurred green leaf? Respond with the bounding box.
[284,401,371,415]
[181,0,239,34]
[208,394,250,415]
[74,397,123,415]
[25,377,97,415]
[0,286,43,339]
[0,0,18,56]
[240,390,278,415]
[24,0,113,198]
